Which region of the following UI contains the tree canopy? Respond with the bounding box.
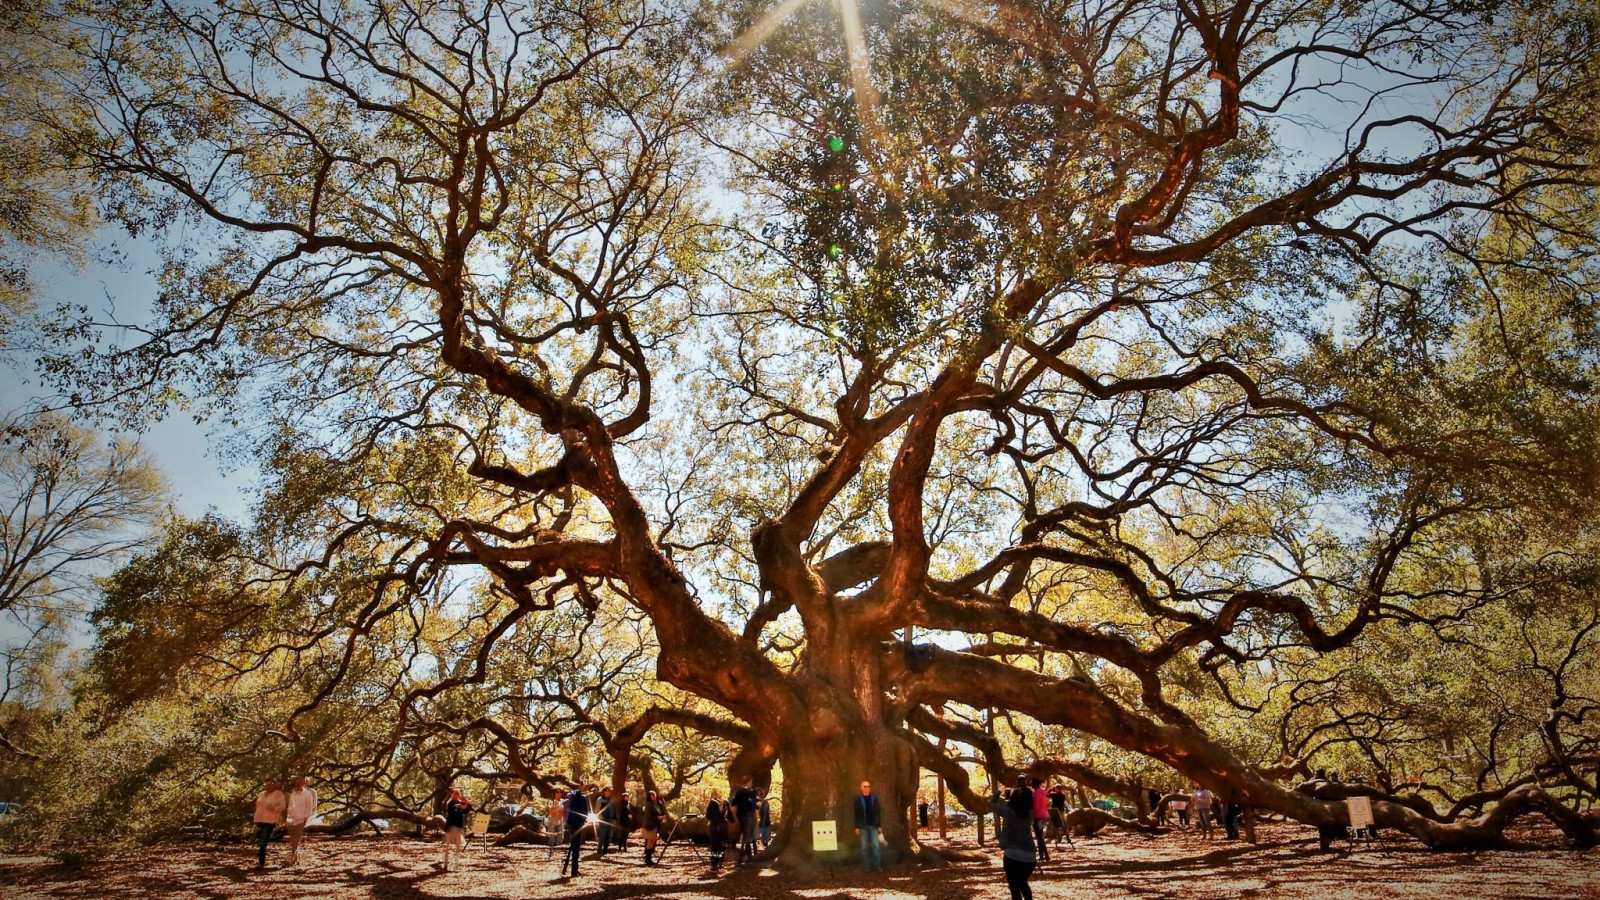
[3,0,1599,859]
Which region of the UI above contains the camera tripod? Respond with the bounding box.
[652,816,705,865]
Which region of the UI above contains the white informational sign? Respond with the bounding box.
[812,819,838,853]
[1346,796,1374,829]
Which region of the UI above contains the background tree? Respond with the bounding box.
[0,412,163,759]
[24,0,1600,863]
[0,0,97,342]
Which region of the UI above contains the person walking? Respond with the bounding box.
[758,789,772,848]
[251,779,286,870]
[440,786,473,872]
[853,781,883,872]
[990,785,1036,900]
[284,777,317,866]
[706,794,728,872]
[1029,777,1050,861]
[641,789,667,866]
[733,776,759,866]
[561,785,590,877]
[1190,785,1214,839]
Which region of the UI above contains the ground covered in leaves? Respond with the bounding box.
[2,823,1595,900]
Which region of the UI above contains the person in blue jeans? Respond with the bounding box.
[853,780,883,872]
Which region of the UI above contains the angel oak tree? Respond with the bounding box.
[50,0,1600,863]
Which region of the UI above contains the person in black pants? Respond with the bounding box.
[615,791,632,851]
[562,785,591,877]
[596,787,615,854]
[732,777,759,865]
[706,795,728,871]
[251,779,286,870]
[990,786,1035,900]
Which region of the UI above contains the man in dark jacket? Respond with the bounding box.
[596,787,616,854]
[853,781,883,872]
[615,791,632,851]
[732,777,759,866]
[641,790,667,866]
[562,785,591,877]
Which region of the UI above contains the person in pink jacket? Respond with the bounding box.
[1029,777,1050,861]
[251,779,286,870]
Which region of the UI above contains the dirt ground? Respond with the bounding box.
[2,822,1596,900]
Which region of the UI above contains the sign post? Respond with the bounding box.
[812,819,837,877]
[1345,796,1375,848]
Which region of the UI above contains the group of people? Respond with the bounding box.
[249,777,318,870]
[548,783,672,876]
[1153,785,1245,840]
[703,777,774,871]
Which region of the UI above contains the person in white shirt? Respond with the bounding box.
[251,779,286,869]
[285,777,318,865]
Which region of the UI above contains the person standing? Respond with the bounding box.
[853,781,883,872]
[596,787,616,854]
[284,777,317,866]
[441,786,473,872]
[1047,784,1068,843]
[561,785,590,878]
[1029,777,1050,861]
[1190,785,1214,839]
[732,777,759,866]
[918,798,930,829]
[758,789,773,848]
[251,779,286,870]
[990,786,1036,900]
[706,794,728,872]
[546,790,567,850]
[615,791,633,851]
[641,789,667,866]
